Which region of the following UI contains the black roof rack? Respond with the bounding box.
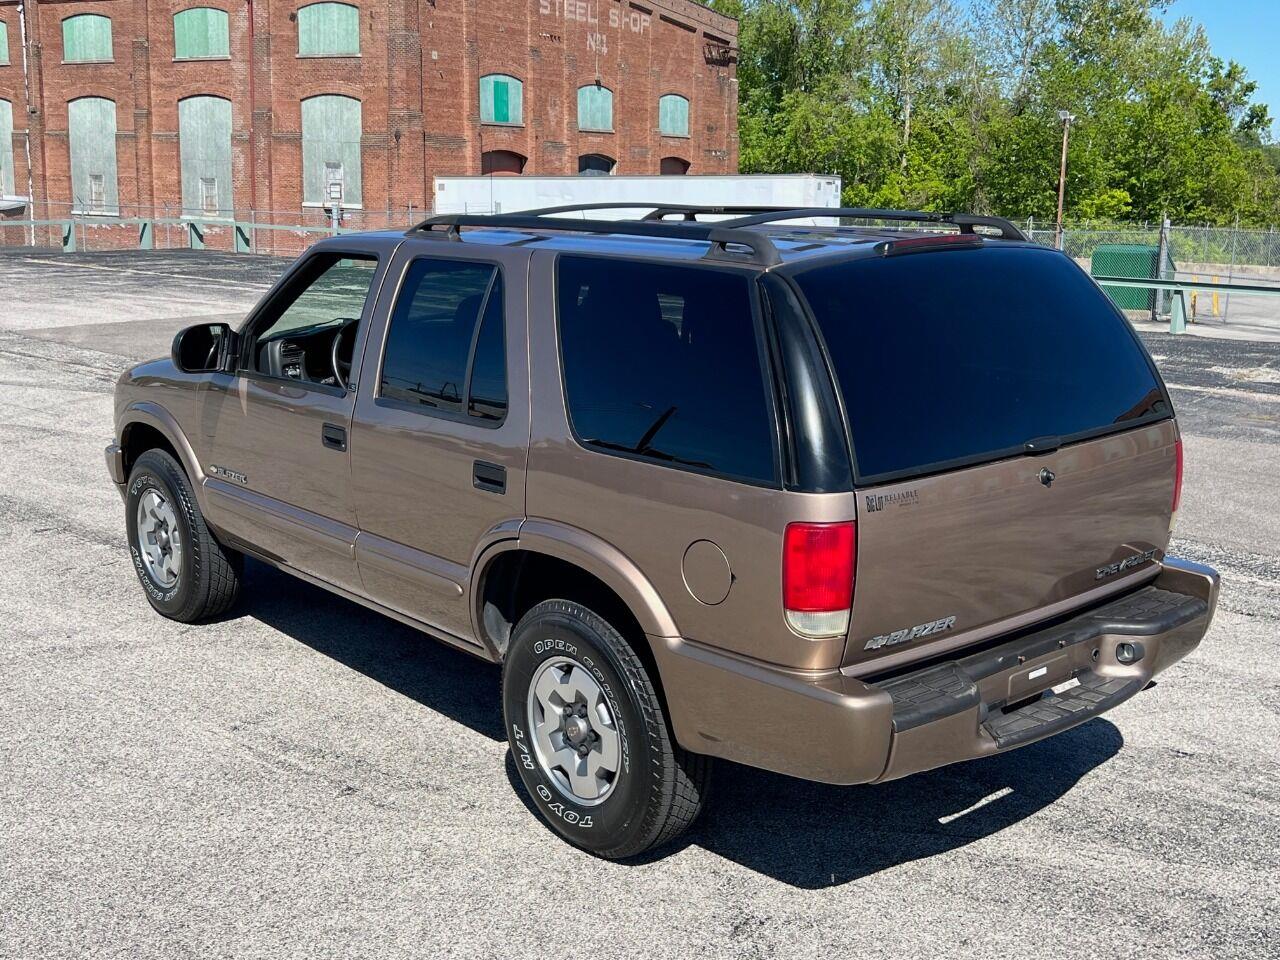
[718,207,1028,240]
[407,205,1027,266]
[412,213,782,266]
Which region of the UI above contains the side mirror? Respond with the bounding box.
[172,322,236,373]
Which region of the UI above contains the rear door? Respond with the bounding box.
[786,244,1180,672]
[347,245,529,643]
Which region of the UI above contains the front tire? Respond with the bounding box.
[125,448,241,622]
[502,599,711,859]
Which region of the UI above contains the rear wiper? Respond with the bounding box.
[582,437,711,470]
[581,407,712,469]
[1023,435,1062,454]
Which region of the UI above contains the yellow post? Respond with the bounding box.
[1212,276,1220,316]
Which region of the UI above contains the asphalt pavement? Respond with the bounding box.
[1,250,1277,959]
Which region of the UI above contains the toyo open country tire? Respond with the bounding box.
[502,599,712,859]
[126,448,242,622]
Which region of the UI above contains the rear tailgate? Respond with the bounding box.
[847,420,1177,671]
[787,242,1178,672]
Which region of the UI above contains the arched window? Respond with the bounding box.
[297,3,360,56]
[479,75,523,126]
[179,96,233,216]
[1,20,11,66]
[481,150,526,176]
[577,84,613,133]
[302,95,362,205]
[660,156,690,176]
[62,14,113,63]
[174,8,230,60]
[658,94,689,138]
[0,100,14,197]
[68,97,118,213]
[578,154,615,176]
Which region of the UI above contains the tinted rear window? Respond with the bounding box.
[557,256,777,484]
[792,246,1168,482]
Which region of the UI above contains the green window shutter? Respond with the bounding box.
[301,95,362,206]
[577,85,613,132]
[480,74,522,125]
[179,96,233,216]
[0,99,14,196]
[298,3,360,56]
[174,8,230,59]
[63,15,114,63]
[1,21,10,67]
[68,97,118,213]
[659,94,689,137]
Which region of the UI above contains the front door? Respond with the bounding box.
[348,247,529,641]
[199,246,388,591]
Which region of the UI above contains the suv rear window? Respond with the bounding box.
[556,256,777,484]
[791,246,1169,483]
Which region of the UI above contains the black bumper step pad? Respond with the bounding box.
[982,673,1141,748]
[872,585,1206,736]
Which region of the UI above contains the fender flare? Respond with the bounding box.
[119,402,208,497]
[472,518,681,644]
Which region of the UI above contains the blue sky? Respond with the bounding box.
[1163,0,1279,138]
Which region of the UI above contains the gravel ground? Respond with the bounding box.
[1,251,1277,960]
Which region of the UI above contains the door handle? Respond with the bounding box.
[321,422,347,451]
[473,460,506,494]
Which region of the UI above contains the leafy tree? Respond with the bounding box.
[717,0,1280,225]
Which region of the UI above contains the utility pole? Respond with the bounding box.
[1055,110,1075,251]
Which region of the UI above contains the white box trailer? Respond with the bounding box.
[431,174,842,218]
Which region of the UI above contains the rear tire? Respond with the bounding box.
[502,599,711,859]
[125,449,241,622]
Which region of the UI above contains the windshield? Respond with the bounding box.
[790,245,1169,483]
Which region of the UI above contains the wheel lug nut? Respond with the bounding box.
[578,744,589,756]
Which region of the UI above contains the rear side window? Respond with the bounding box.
[380,258,506,422]
[557,256,777,484]
[791,246,1168,483]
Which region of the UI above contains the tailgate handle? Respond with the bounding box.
[321,422,347,451]
[473,460,506,494]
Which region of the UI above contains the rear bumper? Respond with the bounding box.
[653,556,1218,785]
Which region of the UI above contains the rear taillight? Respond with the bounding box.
[1172,438,1184,515]
[783,521,855,638]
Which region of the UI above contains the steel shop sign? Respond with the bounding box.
[538,0,652,52]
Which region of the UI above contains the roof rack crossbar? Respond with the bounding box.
[411,213,782,266]
[718,207,1028,240]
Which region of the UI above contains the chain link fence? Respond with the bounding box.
[1025,219,1280,329]
[0,200,426,257]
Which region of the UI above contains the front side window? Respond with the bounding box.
[658,94,689,137]
[174,8,230,59]
[297,2,360,56]
[302,94,362,205]
[68,97,118,214]
[244,254,377,385]
[63,14,113,63]
[577,84,613,132]
[380,258,506,422]
[480,74,523,125]
[557,256,776,484]
[1,20,11,66]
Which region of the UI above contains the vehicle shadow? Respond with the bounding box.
[676,719,1123,888]
[233,559,505,742]
[235,559,1123,888]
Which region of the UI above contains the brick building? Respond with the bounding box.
[0,0,738,223]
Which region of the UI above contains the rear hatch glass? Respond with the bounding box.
[792,244,1169,485]
[789,244,1176,670]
